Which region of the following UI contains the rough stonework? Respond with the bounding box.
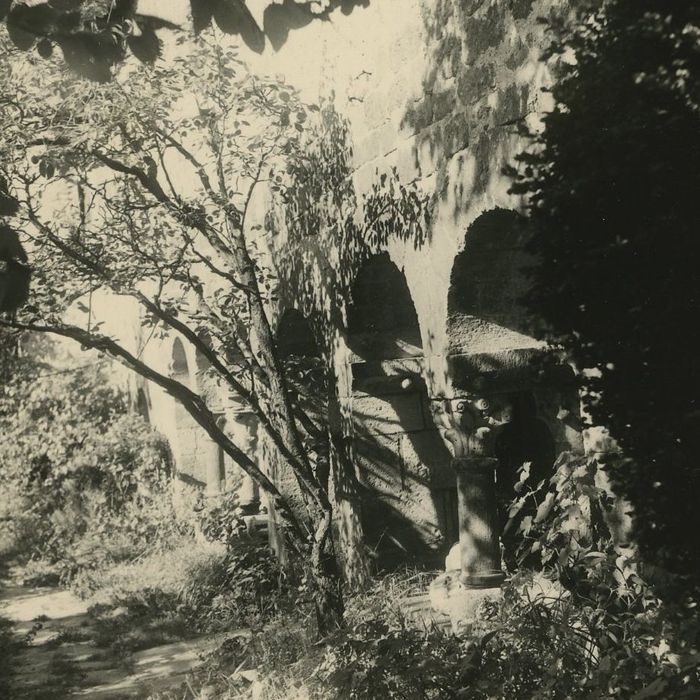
[248,0,585,578]
[84,0,590,583]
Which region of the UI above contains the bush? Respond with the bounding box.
[188,455,700,700]
[0,354,191,585]
[180,535,297,632]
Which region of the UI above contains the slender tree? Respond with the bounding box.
[0,32,346,630]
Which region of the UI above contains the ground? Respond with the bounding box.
[0,580,234,699]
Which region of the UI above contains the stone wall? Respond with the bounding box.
[77,0,585,575]
[243,0,584,572]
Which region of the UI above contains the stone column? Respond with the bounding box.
[441,398,505,588]
[204,437,225,498]
[228,412,260,514]
[453,456,504,587]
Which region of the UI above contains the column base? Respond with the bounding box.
[429,571,503,635]
[459,570,506,589]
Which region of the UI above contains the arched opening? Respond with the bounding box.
[494,391,556,567]
[447,209,539,357]
[347,253,423,360]
[135,387,150,422]
[277,308,329,490]
[277,308,321,360]
[346,254,456,570]
[171,337,190,380]
[447,212,562,574]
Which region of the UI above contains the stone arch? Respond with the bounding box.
[347,252,423,360]
[346,253,456,570]
[171,337,191,380]
[447,209,539,356]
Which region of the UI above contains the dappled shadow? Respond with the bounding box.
[263,0,370,51]
[401,0,552,219]
[345,254,456,571]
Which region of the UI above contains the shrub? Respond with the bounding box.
[0,354,191,585]
[180,535,296,632]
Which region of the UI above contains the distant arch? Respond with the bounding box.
[171,337,190,381]
[347,253,423,360]
[135,387,150,422]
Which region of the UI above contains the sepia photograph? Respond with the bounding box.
[0,0,698,698]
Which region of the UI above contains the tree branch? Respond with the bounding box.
[0,317,309,546]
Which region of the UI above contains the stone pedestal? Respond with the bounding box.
[453,456,505,588]
[429,570,502,635]
[238,474,260,513]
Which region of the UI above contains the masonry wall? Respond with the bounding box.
[69,0,585,573]
[238,0,585,570]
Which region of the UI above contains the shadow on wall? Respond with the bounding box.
[274,102,434,361]
[346,253,457,570]
[401,0,552,218]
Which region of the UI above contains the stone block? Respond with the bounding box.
[457,63,496,106]
[352,392,426,434]
[431,83,458,124]
[398,430,454,487]
[399,593,451,632]
[363,89,391,130]
[354,431,401,488]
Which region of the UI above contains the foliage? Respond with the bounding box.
[0,1,370,81]
[503,452,700,699]
[0,343,186,585]
[0,27,345,628]
[196,491,247,545]
[179,535,297,631]
[510,0,700,585]
[280,100,434,251]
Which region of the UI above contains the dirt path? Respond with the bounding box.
[0,583,234,699]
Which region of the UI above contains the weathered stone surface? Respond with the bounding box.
[352,393,426,435]
[429,571,502,634]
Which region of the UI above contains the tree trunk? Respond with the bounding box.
[310,511,344,635]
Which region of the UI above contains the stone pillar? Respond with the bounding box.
[204,437,225,498]
[453,456,504,587]
[231,412,260,514]
[440,398,505,589]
